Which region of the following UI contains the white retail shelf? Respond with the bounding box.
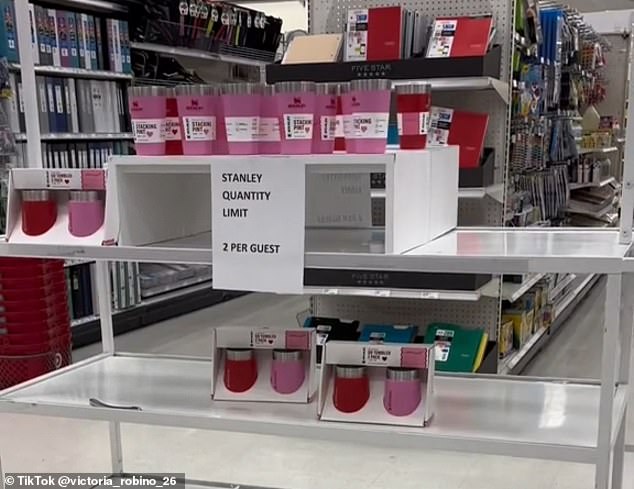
[0,353,627,464]
[371,183,504,202]
[15,133,133,142]
[131,42,269,69]
[502,273,544,302]
[548,273,577,302]
[304,277,499,301]
[391,77,509,104]
[0,228,630,274]
[10,64,133,80]
[570,177,616,191]
[141,275,213,301]
[50,0,127,12]
[71,314,99,328]
[578,146,619,155]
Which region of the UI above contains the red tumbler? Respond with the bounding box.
[224,348,258,393]
[333,365,370,413]
[21,190,57,236]
[396,84,431,149]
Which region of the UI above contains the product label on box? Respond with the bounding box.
[183,115,215,141]
[132,119,166,144]
[225,116,259,142]
[349,112,389,139]
[397,112,430,136]
[433,329,454,362]
[211,159,305,294]
[320,115,336,141]
[364,345,394,365]
[335,114,345,138]
[48,170,79,188]
[257,117,280,142]
[427,19,457,58]
[428,107,454,146]
[164,117,182,141]
[252,330,279,348]
[283,114,313,140]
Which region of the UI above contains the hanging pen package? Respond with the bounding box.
[211,326,316,403]
[319,341,435,426]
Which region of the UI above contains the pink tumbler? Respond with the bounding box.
[275,81,316,154]
[383,367,421,417]
[222,83,261,155]
[313,83,337,154]
[346,79,392,154]
[270,349,305,394]
[68,191,104,237]
[129,86,167,156]
[258,85,281,154]
[175,84,219,155]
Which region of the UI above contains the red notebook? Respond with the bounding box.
[428,107,489,168]
[426,16,494,58]
[345,7,402,61]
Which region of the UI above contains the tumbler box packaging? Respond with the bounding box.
[318,341,434,426]
[6,168,111,246]
[211,326,316,403]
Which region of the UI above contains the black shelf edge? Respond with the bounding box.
[72,288,247,348]
[266,46,502,84]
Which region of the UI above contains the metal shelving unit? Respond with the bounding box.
[0,227,631,489]
[15,132,133,142]
[9,64,133,80]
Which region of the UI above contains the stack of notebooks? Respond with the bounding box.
[0,1,132,73]
[5,73,128,134]
[65,262,96,321]
[65,261,141,322]
[424,323,488,373]
[40,141,133,169]
[343,9,495,62]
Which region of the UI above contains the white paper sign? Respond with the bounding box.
[212,159,305,294]
[306,172,372,227]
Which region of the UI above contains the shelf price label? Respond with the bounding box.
[211,159,305,294]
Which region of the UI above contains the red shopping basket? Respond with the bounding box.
[0,289,68,312]
[0,277,67,299]
[0,346,71,389]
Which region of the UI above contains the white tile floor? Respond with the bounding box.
[1,282,633,488]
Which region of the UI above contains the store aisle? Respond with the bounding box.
[524,276,605,379]
[3,284,633,488]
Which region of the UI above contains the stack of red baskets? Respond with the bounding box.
[0,258,72,389]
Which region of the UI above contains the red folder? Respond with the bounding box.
[429,107,489,168]
[367,7,402,61]
[427,16,493,58]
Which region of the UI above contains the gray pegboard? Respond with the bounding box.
[312,295,501,339]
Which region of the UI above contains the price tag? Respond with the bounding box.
[420,291,440,299]
[211,159,305,294]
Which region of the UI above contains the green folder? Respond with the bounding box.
[424,323,485,373]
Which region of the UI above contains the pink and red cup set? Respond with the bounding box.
[224,348,306,395]
[21,190,104,238]
[130,78,429,156]
[333,365,422,416]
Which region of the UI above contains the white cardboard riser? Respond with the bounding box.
[107,149,459,254]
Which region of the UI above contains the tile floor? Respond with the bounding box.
[1,281,633,488]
